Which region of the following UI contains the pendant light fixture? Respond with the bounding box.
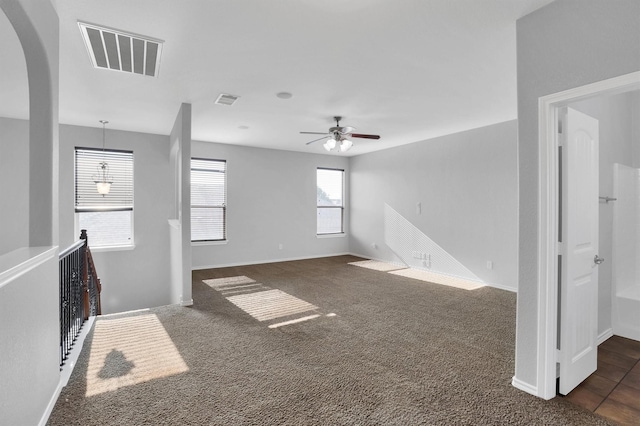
[93,120,113,195]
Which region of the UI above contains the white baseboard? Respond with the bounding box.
[192,252,352,270]
[348,252,517,293]
[181,298,193,307]
[40,380,64,426]
[347,252,406,268]
[487,281,518,293]
[194,251,517,293]
[58,315,96,387]
[40,316,96,426]
[598,328,613,345]
[512,376,539,397]
[101,307,151,318]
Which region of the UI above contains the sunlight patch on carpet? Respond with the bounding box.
[268,314,321,328]
[388,268,485,290]
[85,314,188,397]
[203,276,271,295]
[349,259,407,272]
[203,275,256,289]
[226,289,318,322]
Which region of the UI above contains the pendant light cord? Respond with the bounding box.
[99,120,108,162]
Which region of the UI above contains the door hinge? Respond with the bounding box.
[557,109,567,146]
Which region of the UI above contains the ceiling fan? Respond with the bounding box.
[301,116,380,152]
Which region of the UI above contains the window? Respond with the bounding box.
[317,168,344,234]
[75,148,134,248]
[191,158,226,242]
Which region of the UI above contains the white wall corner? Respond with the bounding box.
[511,376,540,398]
[598,328,613,345]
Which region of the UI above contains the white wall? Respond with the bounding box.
[4,116,351,312]
[350,120,518,291]
[168,103,192,306]
[0,1,61,424]
[515,0,640,390]
[191,141,349,269]
[570,91,638,336]
[633,92,640,168]
[0,117,29,256]
[59,124,173,314]
[0,248,59,426]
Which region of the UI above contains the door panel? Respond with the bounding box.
[559,107,599,395]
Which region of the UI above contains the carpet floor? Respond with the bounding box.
[48,255,614,425]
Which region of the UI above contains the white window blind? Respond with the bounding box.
[317,168,344,234]
[75,148,134,212]
[75,148,134,248]
[191,158,226,241]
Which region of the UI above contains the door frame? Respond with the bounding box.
[536,71,640,400]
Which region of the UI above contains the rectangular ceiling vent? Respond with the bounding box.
[78,21,164,77]
[215,93,240,106]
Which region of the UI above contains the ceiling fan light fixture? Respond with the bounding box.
[324,138,337,151]
[340,138,353,152]
[301,117,379,153]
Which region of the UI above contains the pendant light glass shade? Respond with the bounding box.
[94,161,113,194]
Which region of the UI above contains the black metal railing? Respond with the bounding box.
[59,230,101,367]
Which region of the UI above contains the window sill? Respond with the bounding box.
[192,240,228,247]
[90,244,135,253]
[317,233,346,239]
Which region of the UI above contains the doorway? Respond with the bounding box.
[536,71,640,400]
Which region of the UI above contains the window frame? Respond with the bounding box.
[190,157,227,243]
[74,147,135,250]
[316,167,345,235]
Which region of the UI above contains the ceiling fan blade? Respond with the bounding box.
[300,131,329,135]
[350,133,380,140]
[305,135,330,145]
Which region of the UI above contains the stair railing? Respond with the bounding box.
[58,230,102,367]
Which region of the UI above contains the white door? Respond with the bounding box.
[558,107,600,395]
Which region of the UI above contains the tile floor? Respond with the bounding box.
[565,335,640,425]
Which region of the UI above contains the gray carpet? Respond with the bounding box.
[48,255,614,425]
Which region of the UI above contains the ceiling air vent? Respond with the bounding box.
[215,93,240,106]
[78,21,164,77]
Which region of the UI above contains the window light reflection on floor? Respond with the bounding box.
[226,289,318,322]
[85,314,189,397]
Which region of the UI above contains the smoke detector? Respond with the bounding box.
[78,21,163,77]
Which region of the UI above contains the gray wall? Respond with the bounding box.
[191,141,350,269]
[570,91,639,337]
[516,0,640,389]
[59,124,173,314]
[0,117,29,256]
[350,120,518,291]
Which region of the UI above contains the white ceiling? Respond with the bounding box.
[0,0,554,156]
